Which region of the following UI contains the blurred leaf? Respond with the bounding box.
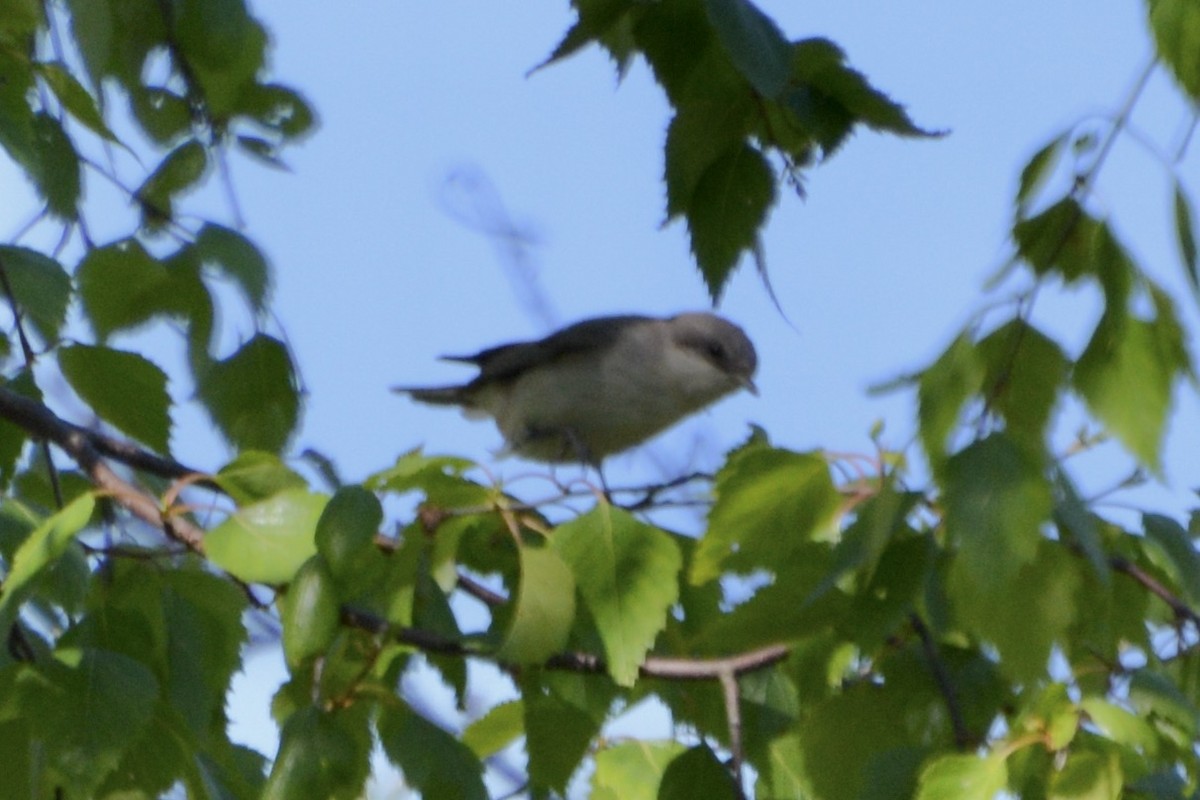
[262,705,371,800]
[553,506,680,685]
[0,492,94,632]
[214,451,308,504]
[0,245,71,343]
[976,318,1069,448]
[235,134,288,168]
[313,486,383,583]
[377,702,487,800]
[130,87,193,145]
[205,488,327,584]
[1079,697,1159,755]
[1142,513,1200,605]
[524,675,605,794]
[591,740,685,800]
[915,753,1007,800]
[136,140,208,225]
[1147,0,1200,99]
[658,744,738,800]
[171,0,267,115]
[1016,132,1069,212]
[498,544,575,664]
[197,333,300,453]
[1047,749,1121,800]
[29,113,81,219]
[692,445,838,584]
[1174,180,1199,302]
[686,142,775,302]
[1013,198,1097,282]
[280,557,340,669]
[462,699,523,759]
[37,62,119,142]
[1052,468,1109,584]
[236,82,317,139]
[1129,669,1200,741]
[192,222,272,311]
[702,0,790,97]
[917,333,984,472]
[0,371,40,486]
[57,344,171,453]
[539,0,640,74]
[77,239,171,339]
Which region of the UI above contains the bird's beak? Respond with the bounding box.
[742,376,759,396]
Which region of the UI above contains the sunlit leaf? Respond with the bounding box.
[205,488,327,584]
[1147,0,1200,99]
[915,753,1007,800]
[0,492,94,632]
[498,544,575,664]
[591,740,686,800]
[462,700,524,759]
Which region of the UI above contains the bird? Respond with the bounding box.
[393,312,758,465]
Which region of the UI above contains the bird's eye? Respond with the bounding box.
[705,341,726,361]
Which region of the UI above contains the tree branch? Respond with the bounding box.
[910,613,970,749]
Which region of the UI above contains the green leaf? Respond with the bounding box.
[1013,198,1097,282]
[197,333,300,453]
[462,699,524,759]
[1052,468,1109,585]
[686,142,775,301]
[0,246,71,343]
[976,318,1069,447]
[1174,180,1199,302]
[213,450,308,504]
[1129,669,1200,740]
[262,705,371,800]
[1148,0,1200,99]
[280,557,340,669]
[37,62,119,142]
[136,140,208,225]
[171,0,266,115]
[917,333,984,472]
[57,344,172,453]
[130,87,193,144]
[915,753,1007,800]
[759,734,806,799]
[702,0,790,98]
[1048,749,1121,800]
[693,445,839,583]
[591,740,686,800]
[76,239,173,339]
[524,675,605,794]
[28,113,81,219]
[538,0,640,74]
[552,506,680,685]
[658,744,738,800]
[313,486,383,584]
[1142,513,1200,605]
[0,371,40,486]
[235,82,317,139]
[0,492,94,632]
[1016,133,1069,212]
[1079,697,1160,754]
[1073,301,1188,472]
[498,544,575,664]
[192,223,271,311]
[205,488,327,584]
[377,702,487,800]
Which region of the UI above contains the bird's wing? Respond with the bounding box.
[443,315,652,384]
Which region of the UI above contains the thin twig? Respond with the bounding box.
[910,613,970,749]
[718,667,747,800]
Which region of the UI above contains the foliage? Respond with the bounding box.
[0,1,1198,799]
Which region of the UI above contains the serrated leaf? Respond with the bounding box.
[702,0,790,98]
[205,488,327,584]
[76,239,172,339]
[686,142,775,302]
[29,113,81,219]
[136,140,208,224]
[537,0,638,72]
[915,753,1007,800]
[1016,133,1069,212]
[692,445,839,584]
[170,0,267,115]
[658,744,738,800]
[197,333,300,453]
[58,344,171,453]
[262,705,371,800]
[976,318,1069,447]
[552,506,681,685]
[38,62,119,142]
[0,492,94,632]
[591,740,685,800]
[463,700,524,759]
[377,703,487,800]
[192,222,271,310]
[917,332,984,472]
[0,245,71,343]
[1174,180,1199,302]
[1013,198,1097,282]
[1148,0,1200,99]
[498,544,575,664]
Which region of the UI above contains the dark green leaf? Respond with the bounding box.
[377,702,487,800]
[524,679,604,794]
[1052,468,1109,584]
[0,48,37,177]
[498,543,575,664]
[1015,133,1069,212]
[280,557,340,669]
[38,61,119,142]
[976,318,1069,447]
[57,344,172,453]
[236,134,288,168]
[1142,513,1200,605]
[0,246,71,343]
[658,744,738,800]
[130,87,193,145]
[193,223,271,310]
[29,113,81,219]
[1013,198,1097,282]
[76,239,175,339]
[1147,0,1200,99]
[686,142,775,301]
[197,333,300,453]
[1174,180,1199,302]
[692,445,839,584]
[916,333,983,473]
[0,371,40,486]
[235,83,317,139]
[553,506,681,685]
[702,0,790,97]
[314,486,383,583]
[262,705,371,800]
[171,0,266,115]
[1129,669,1200,740]
[205,488,327,584]
[136,140,208,225]
[538,0,639,73]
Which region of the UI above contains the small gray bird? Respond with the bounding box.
[393,312,758,464]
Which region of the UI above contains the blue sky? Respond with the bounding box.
[3,0,1199,792]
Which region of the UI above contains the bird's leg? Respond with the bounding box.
[557,427,611,503]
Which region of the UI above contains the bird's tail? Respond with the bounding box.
[391,385,469,406]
